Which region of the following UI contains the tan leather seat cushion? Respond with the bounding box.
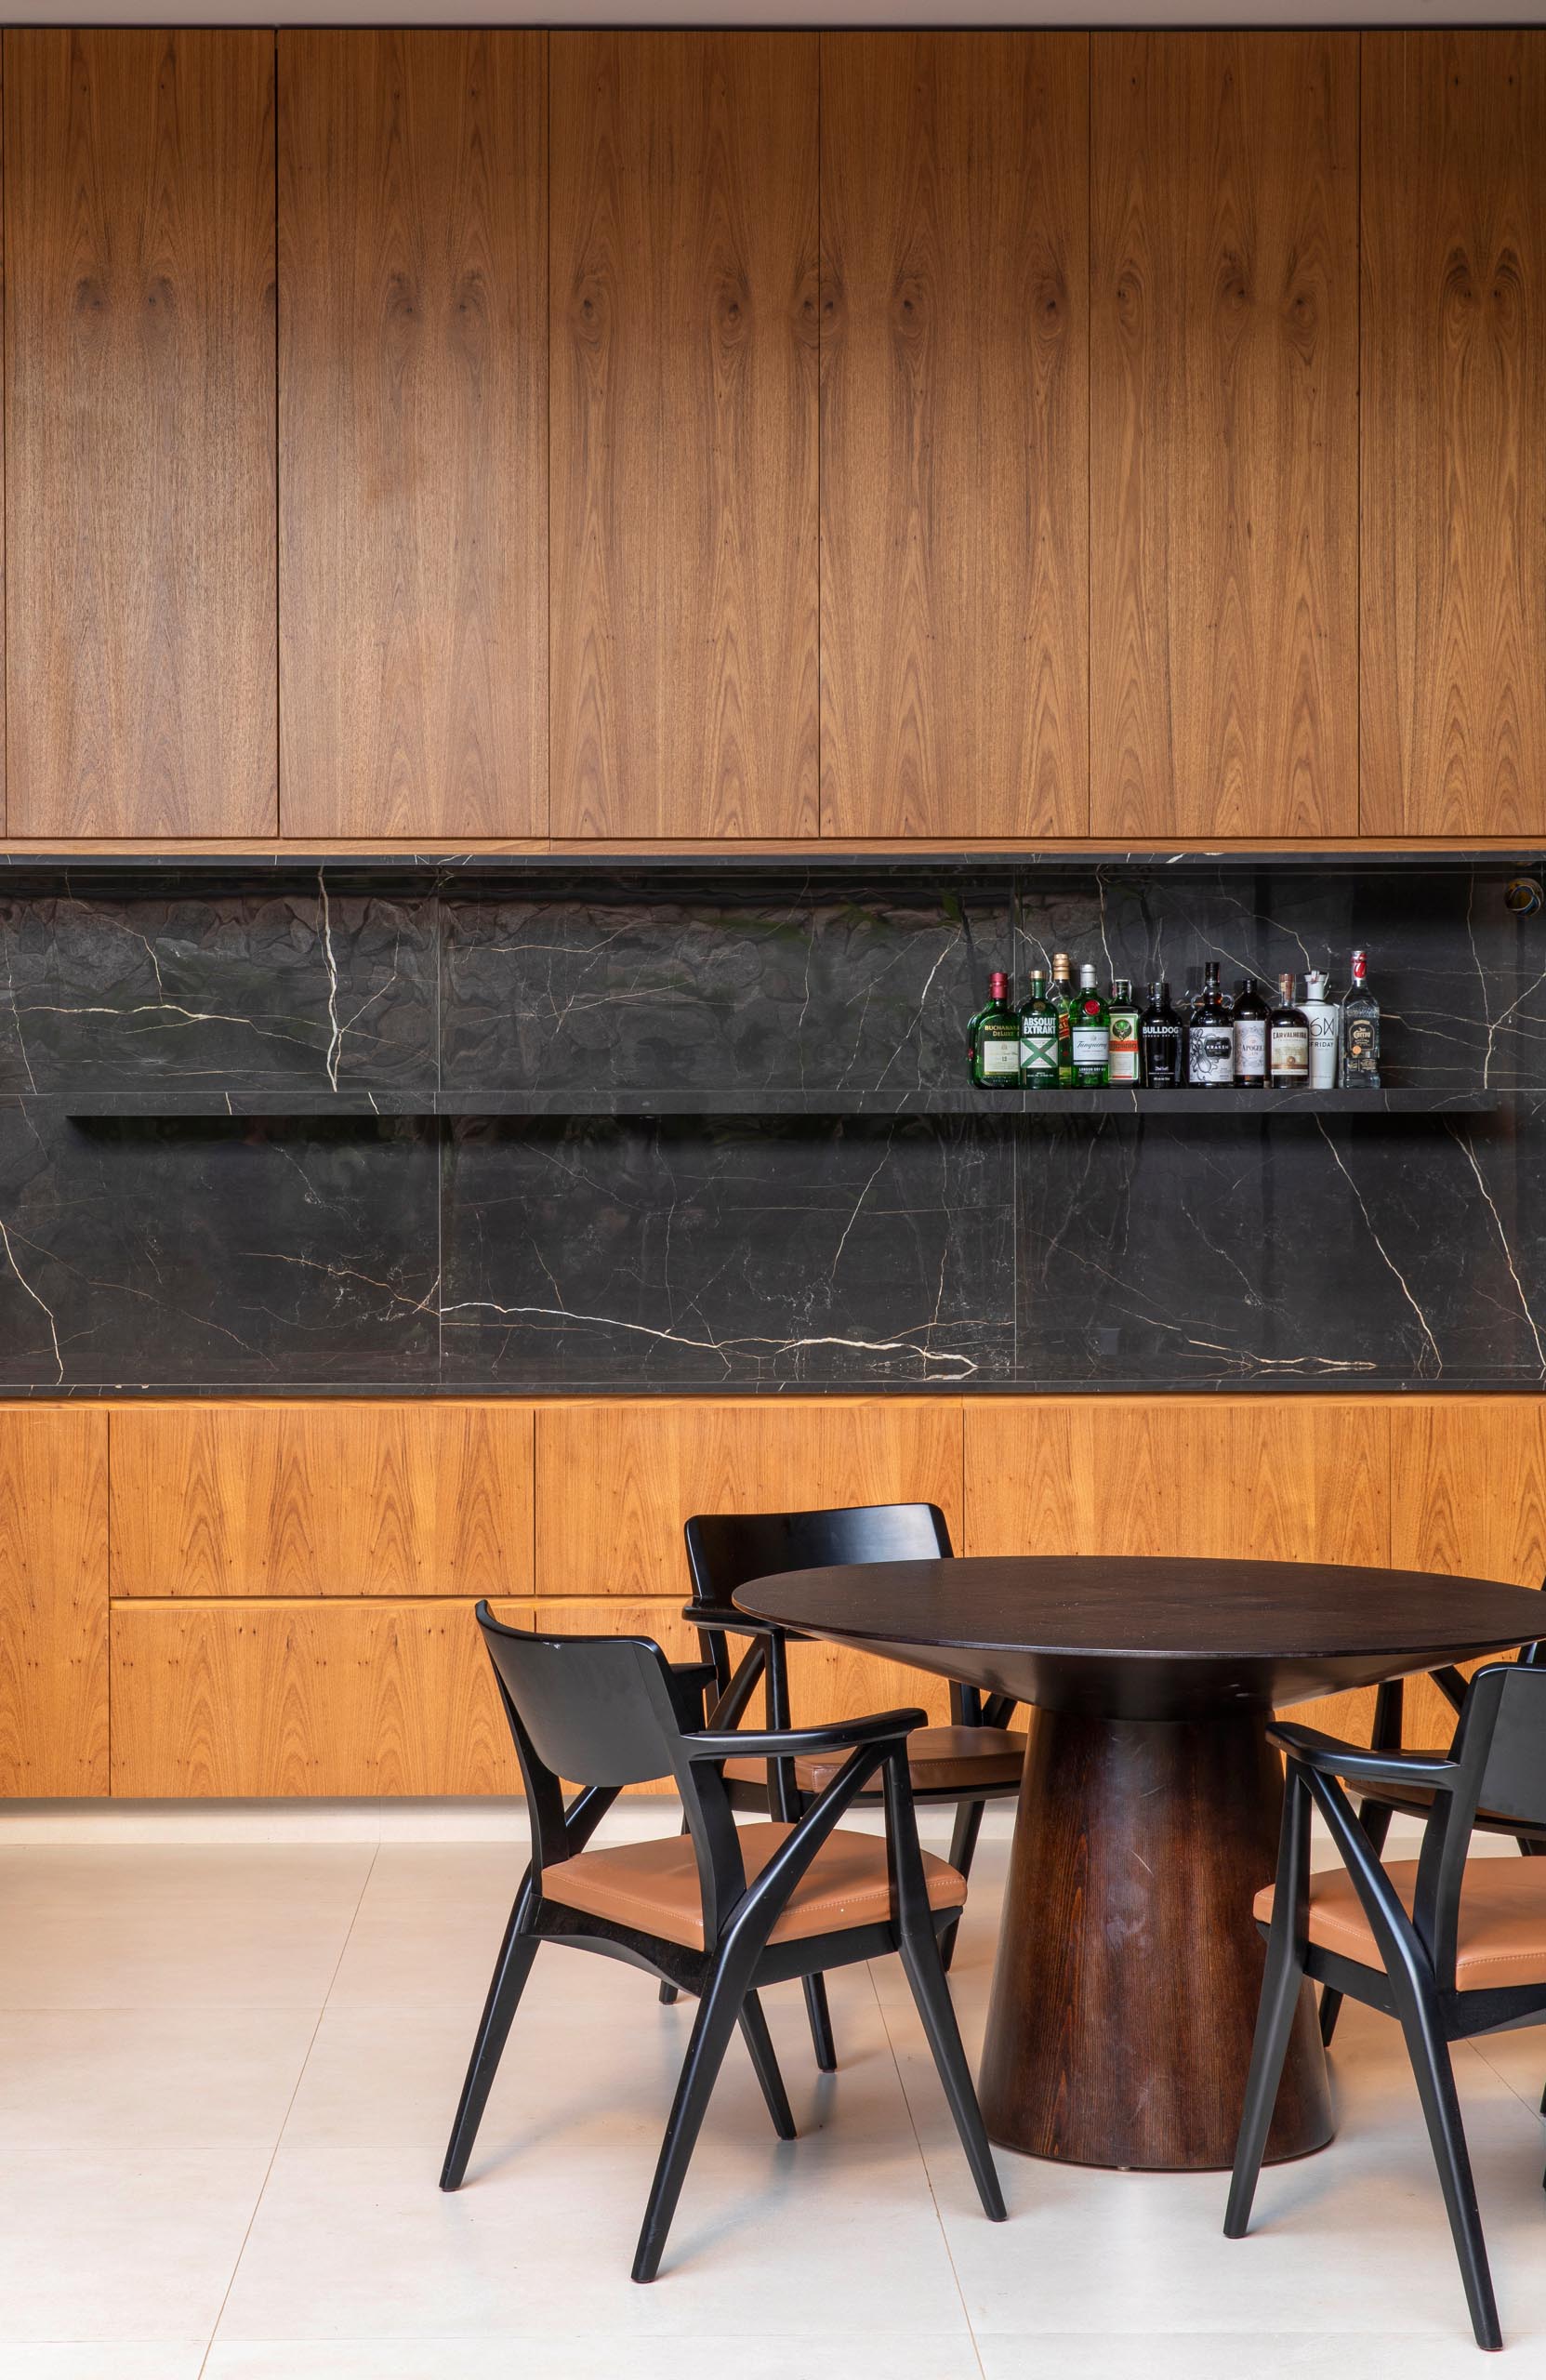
[723,1724,1026,1798]
[543,1820,967,1951]
[1255,1857,1546,1991]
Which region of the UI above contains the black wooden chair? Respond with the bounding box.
[1318,1624,1546,2047]
[440,1602,1006,2282]
[1227,1661,1546,2351]
[676,1501,1026,2071]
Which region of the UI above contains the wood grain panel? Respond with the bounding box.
[110,1403,534,1600]
[819,31,1088,839]
[536,1398,962,1601]
[1361,32,1546,837]
[964,1396,1389,1737]
[549,31,819,839]
[5,30,276,837]
[0,1410,108,1795]
[110,1598,530,1796]
[278,31,546,838]
[1090,32,1357,839]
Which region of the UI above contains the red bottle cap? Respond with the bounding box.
[989,972,1009,997]
[1351,950,1368,982]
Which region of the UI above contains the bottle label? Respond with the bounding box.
[1344,1018,1380,1079]
[1233,1019,1266,1075]
[979,1037,1020,1078]
[1020,1025,1058,1082]
[1070,1025,1109,1066]
[1271,1025,1309,1081]
[1189,1028,1233,1086]
[1108,1043,1140,1083]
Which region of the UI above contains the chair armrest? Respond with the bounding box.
[681,1601,786,1638]
[684,1706,929,1763]
[1267,1720,1462,1792]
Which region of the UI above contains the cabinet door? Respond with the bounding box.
[1361,33,1546,837]
[1090,32,1357,839]
[550,32,819,840]
[5,31,276,838]
[278,31,547,839]
[0,1410,109,1795]
[819,31,1088,839]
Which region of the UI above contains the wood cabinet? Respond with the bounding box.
[4,30,277,838]
[0,1410,108,1795]
[278,31,547,839]
[818,31,1088,840]
[1390,1402,1546,1589]
[1090,31,1358,840]
[111,1598,531,1796]
[110,1402,534,1601]
[548,31,819,840]
[1361,32,1546,838]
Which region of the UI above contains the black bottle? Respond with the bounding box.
[1231,977,1269,1088]
[1186,961,1234,1089]
[1138,980,1183,1088]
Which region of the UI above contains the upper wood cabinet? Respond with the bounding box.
[819,32,1089,840]
[278,31,547,840]
[549,31,819,840]
[1090,32,1358,840]
[1361,33,1546,839]
[4,30,277,839]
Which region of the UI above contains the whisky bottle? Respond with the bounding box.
[1069,964,1110,1087]
[1302,969,1338,1090]
[970,972,1022,1089]
[1106,979,1142,1085]
[1018,972,1060,1089]
[1231,978,1268,1088]
[1138,981,1183,1087]
[1186,961,1234,1088]
[1340,950,1381,1087]
[1050,952,1076,1088]
[1269,972,1310,1088]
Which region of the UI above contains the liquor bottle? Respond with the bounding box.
[969,972,1021,1088]
[1269,972,1310,1088]
[1186,961,1234,1088]
[1231,978,1269,1088]
[1050,952,1076,1088]
[1018,972,1060,1090]
[1339,949,1381,1087]
[1069,964,1110,1087]
[1138,981,1183,1087]
[1106,979,1142,1085]
[1302,969,1338,1090]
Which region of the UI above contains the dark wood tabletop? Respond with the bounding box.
[734,1554,1546,1720]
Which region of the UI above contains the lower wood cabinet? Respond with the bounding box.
[0,1410,109,1794]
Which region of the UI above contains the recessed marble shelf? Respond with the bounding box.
[45,1086,1510,1120]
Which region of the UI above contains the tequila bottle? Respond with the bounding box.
[1339,950,1381,1087]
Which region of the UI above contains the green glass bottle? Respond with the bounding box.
[1018,971,1059,1090]
[1050,952,1076,1088]
[1069,964,1111,1087]
[968,971,1021,1089]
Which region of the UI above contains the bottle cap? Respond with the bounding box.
[1110,978,1131,1001]
[1078,962,1098,987]
[1278,972,1296,1002]
[1150,979,1169,1001]
[1204,959,1221,981]
[1052,951,1071,973]
[1306,970,1327,998]
[1351,949,1368,983]
[989,972,1009,998]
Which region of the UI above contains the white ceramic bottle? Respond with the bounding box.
[1302,969,1338,1090]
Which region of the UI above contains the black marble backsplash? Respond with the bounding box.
[1,856,1541,1394]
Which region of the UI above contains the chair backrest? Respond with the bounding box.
[684,1501,952,1606]
[477,1606,687,1793]
[1408,1662,1546,1981]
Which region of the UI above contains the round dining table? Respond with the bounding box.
[733,1554,1546,2173]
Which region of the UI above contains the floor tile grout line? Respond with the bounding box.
[866,1956,989,2378]
[193,1840,382,2379]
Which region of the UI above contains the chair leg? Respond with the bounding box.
[1398,1990,1501,2351]
[1322,1801,1395,2046]
[801,1971,838,2072]
[1223,1917,1303,2241]
[440,1898,539,2191]
[659,1983,679,2004]
[938,1799,986,1974]
[633,1954,747,2283]
[897,1922,1005,2221]
[737,1990,797,2141]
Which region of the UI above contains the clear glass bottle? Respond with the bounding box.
[1069,964,1110,1087]
[1106,978,1142,1085]
[1139,981,1183,1087]
[969,972,1021,1089]
[1018,971,1060,1090]
[1231,977,1269,1088]
[1269,972,1310,1088]
[1186,961,1234,1088]
[1339,950,1381,1088]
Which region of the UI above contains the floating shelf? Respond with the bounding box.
[39,1086,1512,1120]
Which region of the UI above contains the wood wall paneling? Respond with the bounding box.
[109,1403,535,1600]
[548,30,820,840]
[1361,32,1546,837]
[1090,31,1358,839]
[818,31,1089,839]
[4,30,277,837]
[0,1411,109,1795]
[278,30,547,838]
[110,1597,530,1796]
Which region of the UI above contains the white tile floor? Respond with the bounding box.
[3,1808,1545,2377]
